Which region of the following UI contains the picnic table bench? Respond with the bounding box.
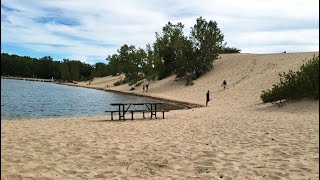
[105,102,168,120]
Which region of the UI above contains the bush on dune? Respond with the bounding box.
[261,54,319,103]
[219,46,241,54]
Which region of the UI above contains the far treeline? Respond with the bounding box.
[1,16,240,84]
[1,54,110,82]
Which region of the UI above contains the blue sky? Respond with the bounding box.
[1,0,319,64]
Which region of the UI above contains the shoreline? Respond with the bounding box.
[2,77,203,109]
[62,83,204,109]
[1,76,55,82]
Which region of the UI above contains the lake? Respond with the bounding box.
[1,79,184,120]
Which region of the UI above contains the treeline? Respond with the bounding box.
[1,53,111,82]
[107,16,240,86]
[261,55,319,103]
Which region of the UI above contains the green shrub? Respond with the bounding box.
[261,55,319,103]
[127,75,145,86]
[185,75,195,86]
[128,81,135,86]
[147,74,158,81]
[219,46,241,54]
[113,79,127,86]
[135,80,143,87]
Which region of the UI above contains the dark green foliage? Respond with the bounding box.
[107,44,149,82]
[91,63,109,77]
[113,79,127,86]
[148,17,227,81]
[174,36,194,78]
[127,74,145,86]
[106,54,121,76]
[189,17,224,78]
[153,22,187,79]
[219,46,241,54]
[135,80,143,87]
[261,55,319,103]
[1,53,107,82]
[142,43,158,79]
[185,75,195,86]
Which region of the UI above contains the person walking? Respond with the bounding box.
[222,80,227,89]
[206,90,210,106]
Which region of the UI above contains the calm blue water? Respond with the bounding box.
[1,79,169,120]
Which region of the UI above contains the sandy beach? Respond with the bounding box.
[1,52,319,179]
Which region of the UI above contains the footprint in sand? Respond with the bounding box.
[2,174,23,180]
[126,162,155,176]
[196,167,210,174]
[234,168,260,179]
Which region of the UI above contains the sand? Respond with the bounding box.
[1,52,319,179]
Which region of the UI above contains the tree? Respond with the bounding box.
[190,16,224,78]
[38,56,54,78]
[71,61,81,81]
[142,43,157,78]
[153,22,188,79]
[173,35,194,78]
[118,44,140,80]
[107,54,121,76]
[108,44,147,82]
[59,59,70,81]
[92,63,109,77]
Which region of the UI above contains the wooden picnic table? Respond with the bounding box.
[108,102,165,120]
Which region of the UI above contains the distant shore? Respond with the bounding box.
[2,76,55,82]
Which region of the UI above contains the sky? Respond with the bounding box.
[1,0,319,64]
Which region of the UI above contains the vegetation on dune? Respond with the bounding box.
[108,16,240,86]
[219,46,241,54]
[1,16,241,85]
[261,55,319,103]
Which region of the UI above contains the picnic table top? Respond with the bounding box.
[110,102,164,106]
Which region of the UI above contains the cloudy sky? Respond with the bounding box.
[1,0,319,64]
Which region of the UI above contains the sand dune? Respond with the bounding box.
[1,52,319,179]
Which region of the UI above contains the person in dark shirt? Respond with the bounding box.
[206,90,210,106]
[222,80,227,89]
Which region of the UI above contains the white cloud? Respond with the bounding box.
[1,0,319,64]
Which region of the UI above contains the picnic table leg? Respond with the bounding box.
[123,105,126,120]
[150,104,152,118]
[118,105,121,120]
[131,111,134,120]
[119,105,125,120]
[155,104,157,119]
[143,112,145,119]
[111,112,113,120]
[150,104,156,119]
[122,105,124,120]
[163,111,164,119]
